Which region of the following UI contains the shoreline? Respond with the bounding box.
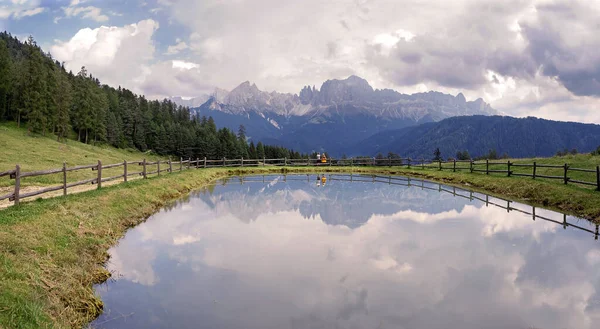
[1,167,599,328]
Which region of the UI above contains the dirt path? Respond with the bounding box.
[0,175,145,209]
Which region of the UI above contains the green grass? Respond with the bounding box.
[0,122,166,188]
[413,154,599,191]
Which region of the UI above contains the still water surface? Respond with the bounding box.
[92,174,600,329]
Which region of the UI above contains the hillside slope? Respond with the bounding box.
[0,123,165,188]
[352,116,600,158]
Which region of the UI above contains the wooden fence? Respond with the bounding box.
[1,156,599,207]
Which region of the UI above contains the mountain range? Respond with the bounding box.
[353,115,600,158]
[172,76,600,158]
[188,76,498,153]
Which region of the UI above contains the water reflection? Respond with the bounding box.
[92,174,600,329]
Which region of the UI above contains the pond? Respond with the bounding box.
[91,174,600,329]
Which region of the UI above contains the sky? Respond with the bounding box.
[1,0,600,123]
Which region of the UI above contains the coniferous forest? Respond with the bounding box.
[0,32,306,160]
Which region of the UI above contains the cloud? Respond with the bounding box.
[519,1,600,97]
[147,0,600,123]
[35,0,600,123]
[54,0,109,23]
[64,6,109,22]
[51,19,159,93]
[165,39,188,55]
[0,0,45,19]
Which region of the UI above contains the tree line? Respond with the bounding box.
[0,32,310,160]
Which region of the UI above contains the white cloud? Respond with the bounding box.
[142,0,600,123]
[0,0,45,19]
[64,6,108,22]
[51,19,159,94]
[171,60,198,70]
[165,40,188,55]
[54,0,110,23]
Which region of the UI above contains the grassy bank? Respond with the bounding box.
[0,122,165,189]
[1,165,600,328]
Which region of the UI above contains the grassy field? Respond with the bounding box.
[0,122,166,189]
[431,155,600,190]
[1,122,600,328]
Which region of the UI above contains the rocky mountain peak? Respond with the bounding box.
[225,81,266,106]
[317,75,375,105]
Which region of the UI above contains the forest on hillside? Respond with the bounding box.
[0,32,306,160]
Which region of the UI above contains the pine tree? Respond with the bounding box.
[248,141,257,159]
[53,68,72,141]
[257,141,265,159]
[433,147,442,161]
[0,39,12,120]
[22,36,48,134]
[72,66,93,142]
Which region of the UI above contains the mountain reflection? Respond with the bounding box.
[92,174,600,329]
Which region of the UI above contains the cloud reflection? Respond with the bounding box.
[95,175,600,329]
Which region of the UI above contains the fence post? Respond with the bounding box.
[187,157,191,169]
[97,160,102,189]
[469,160,473,173]
[533,161,537,179]
[438,159,442,170]
[124,160,128,182]
[284,157,287,166]
[453,159,456,172]
[157,160,160,176]
[14,164,20,206]
[486,159,489,175]
[169,158,172,173]
[421,158,425,169]
[388,158,391,167]
[204,157,207,168]
[596,166,599,191]
[63,162,67,196]
[408,158,411,169]
[180,157,183,171]
[329,158,332,167]
[564,163,569,185]
[195,158,199,169]
[507,161,512,177]
[223,157,226,167]
[351,157,353,167]
[143,159,147,179]
[263,156,266,166]
[241,157,244,167]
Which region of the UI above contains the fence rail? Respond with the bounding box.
[1,156,599,207]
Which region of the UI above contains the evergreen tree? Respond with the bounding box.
[53,68,72,141]
[248,141,257,159]
[72,67,93,142]
[257,141,265,159]
[0,39,12,120]
[0,32,304,161]
[22,36,47,133]
[433,147,442,161]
